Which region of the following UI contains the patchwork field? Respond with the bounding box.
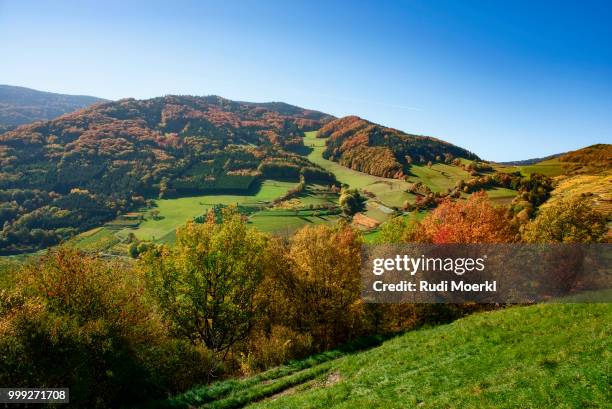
[72,180,300,253]
[406,163,471,192]
[131,180,297,241]
[304,131,414,200]
[302,131,522,237]
[304,131,505,207]
[71,179,344,254]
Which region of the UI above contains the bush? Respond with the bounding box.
[522,197,608,243]
[238,326,313,375]
[0,247,213,408]
[339,188,366,215]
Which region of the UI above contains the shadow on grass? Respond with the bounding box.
[138,334,396,409]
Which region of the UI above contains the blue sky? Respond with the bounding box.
[0,0,610,161]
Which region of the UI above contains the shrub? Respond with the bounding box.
[339,188,366,215]
[522,197,608,243]
[0,247,213,408]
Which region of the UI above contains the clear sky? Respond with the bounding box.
[1,0,610,161]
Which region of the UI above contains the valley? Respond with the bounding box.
[70,130,520,255]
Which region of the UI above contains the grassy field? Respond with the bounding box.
[249,212,340,234]
[303,131,508,208]
[304,131,413,203]
[67,131,528,255]
[486,187,519,205]
[72,180,299,252]
[154,303,610,409]
[407,163,471,192]
[303,131,519,237]
[130,180,297,241]
[495,158,565,178]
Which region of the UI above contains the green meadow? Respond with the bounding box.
[131,180,297,241]
[73,180,300,252]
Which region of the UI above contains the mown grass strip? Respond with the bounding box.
[199,363,331,409]
[141,336,386,409]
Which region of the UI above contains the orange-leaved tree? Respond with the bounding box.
[418,191,518,243]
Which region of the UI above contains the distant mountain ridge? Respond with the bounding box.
[499,153,564,166]
[0,85,107,133]
[318,116,479,179]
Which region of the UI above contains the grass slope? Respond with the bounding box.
[304,131,513,208]
[304,131,414,207]
[156,303,610,409]
[249,303,610,409]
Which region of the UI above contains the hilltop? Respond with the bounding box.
[318,116,479,179]
[0,85,106,132]
[498,152,564,166]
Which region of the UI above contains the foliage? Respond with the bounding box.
[418,192,518,243]
[522,196,608,243]
[262,224,366,351]
[375,215,420,243]
[338,188,366,215]
[378,192,518,244]
[141,207,268,354]
[0,247,214,408]
[558,143,611,174]
[0,95,334,253]
[318,116,478,178]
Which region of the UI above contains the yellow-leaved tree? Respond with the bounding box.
[142,207,268,356]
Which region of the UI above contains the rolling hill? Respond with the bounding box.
[0,95,335,253]
[0,84,106,133]
[318,116,479,179]
[148,303,611,409]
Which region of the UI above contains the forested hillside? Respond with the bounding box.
[0,85,106,133]
[318,116,479,178]
[0,96,335,253]
[558,143,611,174]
